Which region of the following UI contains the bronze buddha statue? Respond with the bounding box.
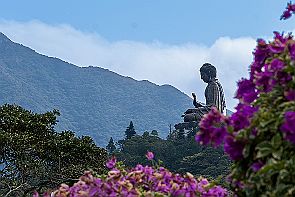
[182,63,226,123]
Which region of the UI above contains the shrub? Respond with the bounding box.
[0,104,107,196]
[41,154,227,197]
[196,7,295,196]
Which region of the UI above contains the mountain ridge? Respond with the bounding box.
[0,33,192,146]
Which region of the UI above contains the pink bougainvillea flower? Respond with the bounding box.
[146,151,154,160]
[106,156,117,169]
[33,191,39,197]
[196,107,228,147]
[289,42,295,60]
[235,78,257,104]
[281,10,292,20]
[285,89,295,101]
[269,58,285,72]
[224,135,245,161]
[280,111,295,144]
[281,2,295,20]
[254,70,274,92]
[251,161,264,172]
[229,103,258,132]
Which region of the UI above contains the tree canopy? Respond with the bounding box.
[125,121,136,139]
[115,130,231,180]
[0,104,108,196]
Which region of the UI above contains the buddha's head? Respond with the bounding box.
[200,63,217,83]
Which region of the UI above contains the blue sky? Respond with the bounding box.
[0,1,294,110]
[2,0,294,44]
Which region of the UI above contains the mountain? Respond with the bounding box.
[0,33,192,146]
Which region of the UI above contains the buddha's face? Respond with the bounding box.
[200,71,210,83]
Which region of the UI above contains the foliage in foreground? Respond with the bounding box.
[0,104,108,196]
[39,154,227,197]
[196,21,295,197]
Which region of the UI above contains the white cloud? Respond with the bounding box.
[0,20,257,110]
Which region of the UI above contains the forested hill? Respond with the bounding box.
[0,33,192,146]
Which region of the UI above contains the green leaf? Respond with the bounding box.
[279,169,289,181]
[258,161,283,175]
[243,144,251,158]
[287,187,295,196]
[272,147,283,160]
[271,133,282,150]
[256,147,272,159]
[256,141,272,150]
[256,141,273,159]
[260,119,275,128]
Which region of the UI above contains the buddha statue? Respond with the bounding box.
[182,63,226,123]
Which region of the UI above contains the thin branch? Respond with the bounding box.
[4,183,28,197]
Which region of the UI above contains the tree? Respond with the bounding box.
[106,137,116,154]
[0,104,108,196]
[125,121,136,139]
[151,130,159,137]
[142,131,150,138]
[115,133,231,179]
[177,128,185,139]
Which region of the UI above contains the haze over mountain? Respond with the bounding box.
[0,33,193,146]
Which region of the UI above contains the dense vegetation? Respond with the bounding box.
[0,32,192,146]
[0,104,108,196]
[113,128,231,181]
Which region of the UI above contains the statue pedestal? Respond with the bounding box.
[174,108,207,132]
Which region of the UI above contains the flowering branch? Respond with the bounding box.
[281,2,295,20]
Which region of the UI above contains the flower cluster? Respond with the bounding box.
[196,104,258,161]
[281,2,295,20]
[36,155,227,197]
[280,111,295,144]
[146,151,154,160]
[106,156,116,169]
[252,33,292,92]
[196,107,228,147]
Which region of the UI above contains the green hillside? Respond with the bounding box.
[0,33,192,146]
